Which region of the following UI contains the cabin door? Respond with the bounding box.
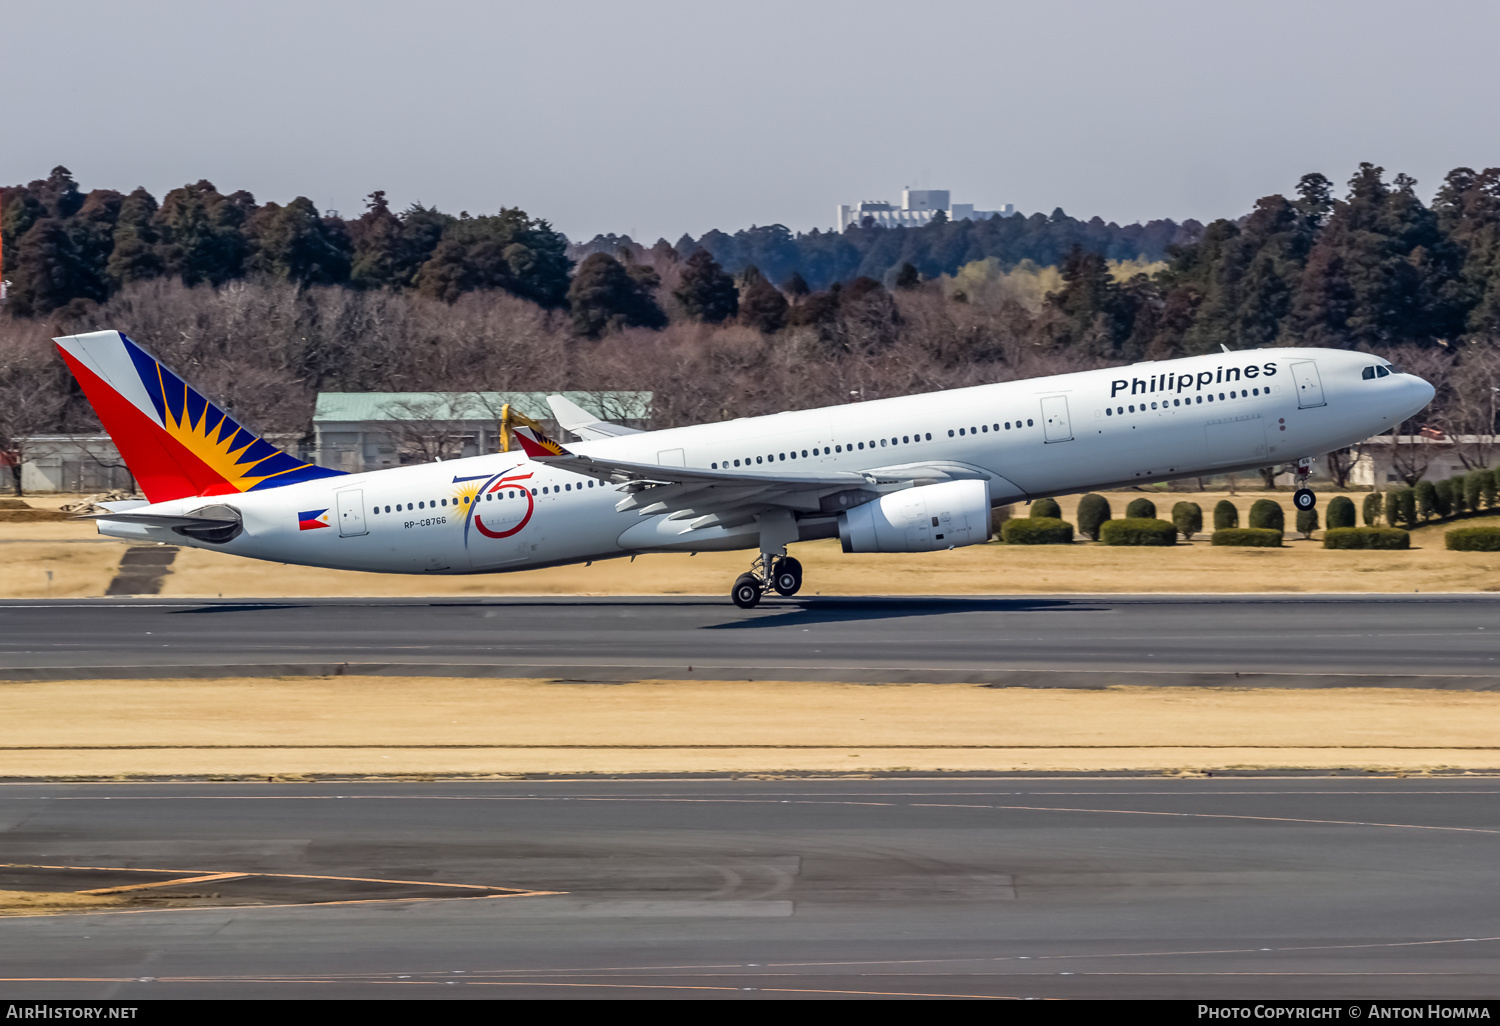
[1041,396,1073,442]
[336,489,367,537]
[1290,361,1326,408]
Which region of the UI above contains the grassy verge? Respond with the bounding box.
[4,676,1499,776]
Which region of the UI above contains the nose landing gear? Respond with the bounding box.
[730,554,804,608]
[1293,457,1316,511]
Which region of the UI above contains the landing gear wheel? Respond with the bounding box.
[731,573,763,609]
[771,556,803,597]
[1293,488,1316,511]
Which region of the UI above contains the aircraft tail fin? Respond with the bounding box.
[54,330,345,504]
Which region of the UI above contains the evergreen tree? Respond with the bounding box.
[348,191,405,289]
[1433,167,1500,336]
[674,249,739,323]
[247,197,351,286]
[153,180,254,286]
[737,265,789,333]
[1286,164,1463,347]
[567,252,666,338]
[414,208,571,307]
[107,187,163,287]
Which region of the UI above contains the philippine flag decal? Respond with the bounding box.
[298,509,332,531]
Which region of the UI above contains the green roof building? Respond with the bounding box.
[312,391,651,472]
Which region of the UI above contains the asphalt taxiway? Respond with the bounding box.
[1,777,1498,999]
[1,594,1498,687]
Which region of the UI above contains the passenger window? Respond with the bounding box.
[756,456,763,463]
[948,430,954,437]
[779,453,785,460]
[1027,419,1033,426]
[418,501,424,509]
[959,428,965,436]
[1106,408,1113,416]
[902,436,909,444]
[880,439,887,446]
[925,433,932,441]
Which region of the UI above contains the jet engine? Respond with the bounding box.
[838,479,992,553]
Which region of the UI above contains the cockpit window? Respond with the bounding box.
[1376,365,1390,378]
[1362,367,1376,380]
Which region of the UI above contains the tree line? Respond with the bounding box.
[2,162,1499,485]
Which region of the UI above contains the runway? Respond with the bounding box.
[1,777,1498,999]
[2,594,1499,686]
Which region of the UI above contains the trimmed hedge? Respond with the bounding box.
[1248,498,1284,532]
[1416,480,1439,521]
[1326,495,1356,530]
[1076,493,1111,540]
[1446,527,1500,552]
[1464,472,1485,512]
[1296,507,1319,538]
[1386,487,1417,529]
[1125,497,1157,519]
[1213,499,1239,530]
[1434,478,1456,518]
[1099,517,1177,546]
[1211,528,1283,547]
[1030,496,1061,519]
[1362,492,1383,526]
[1001,517,1074,544]
[1171,501,1203,540]
[1323,527,1411,550]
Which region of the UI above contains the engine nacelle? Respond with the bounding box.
[838,479,992,553]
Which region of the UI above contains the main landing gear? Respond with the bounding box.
[730,555,803,609]
[1292,456,1316,511]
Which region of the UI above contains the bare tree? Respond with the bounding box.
[1388,429,1433,486]
[380,393,475,465]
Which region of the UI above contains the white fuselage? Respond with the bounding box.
[98,347,1434,574]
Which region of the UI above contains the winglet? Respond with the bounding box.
[512,424,573,460]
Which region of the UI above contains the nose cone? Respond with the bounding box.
[1403,374,1436,418]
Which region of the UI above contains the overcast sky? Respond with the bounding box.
[3,0,1497,242]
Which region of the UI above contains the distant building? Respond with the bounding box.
[312,391,652,474]
[16,436,135,494]
[837,189,1016,231]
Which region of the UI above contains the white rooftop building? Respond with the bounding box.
[837,189,1016,231]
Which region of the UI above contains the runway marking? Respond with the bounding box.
[29,793,1478,836]
[74,872,248,894]
[3,862,541,891]
[900,802,1500,835]
[0,862,563,918]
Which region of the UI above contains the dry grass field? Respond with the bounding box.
[2,675,1497,777]
[2,490,1498,598]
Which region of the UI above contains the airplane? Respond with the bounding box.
[55,329,1435,608]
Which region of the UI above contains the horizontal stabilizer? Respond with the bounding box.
[546,395,642,440]
[84,502,243,543]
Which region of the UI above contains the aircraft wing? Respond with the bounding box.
[510,425,985,530]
